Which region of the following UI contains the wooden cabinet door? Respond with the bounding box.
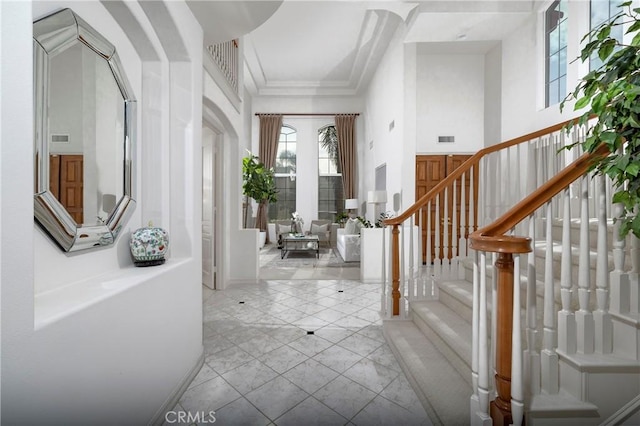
[50,154,83,224]
[416,154,474,264]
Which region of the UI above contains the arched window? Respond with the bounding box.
[269,125,296,220]
[590,0,623,71]
[545,0,568,107]
[318,125,344,221]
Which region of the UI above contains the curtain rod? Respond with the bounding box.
[254,113,359,117]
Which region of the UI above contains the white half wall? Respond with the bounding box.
[2,1,204,423]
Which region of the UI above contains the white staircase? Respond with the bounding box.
[381,121,640,425]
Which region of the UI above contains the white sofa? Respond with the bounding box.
[360,226,420,283]
[336,228,360,262]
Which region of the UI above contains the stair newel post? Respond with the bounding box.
[391,224,401,316]
[595,173,613,353]
[558,187,577,354]
[490,252,515,426]
[491,252,498,396]
[576,175,595,354]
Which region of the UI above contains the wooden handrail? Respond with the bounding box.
[468,143,609,253]
[386,117,582,226]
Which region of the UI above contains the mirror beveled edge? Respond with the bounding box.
[33,8,137,252]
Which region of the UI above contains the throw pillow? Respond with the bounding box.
[344,218,358,235]
[311,223,328,234]
[279,224,292,234]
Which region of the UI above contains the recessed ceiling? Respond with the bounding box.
[244,2,402,96]
[220,1,536,97]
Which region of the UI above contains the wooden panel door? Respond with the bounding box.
[416,154,473,264]
[53,155,83,224]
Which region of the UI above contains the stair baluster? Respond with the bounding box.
[558,187,577,354]
[577,175,595,353]
[511,254,524,426]
[541,200,560,393]
[595,174,613,353]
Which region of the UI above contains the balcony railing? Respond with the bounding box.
[206,39,238,93]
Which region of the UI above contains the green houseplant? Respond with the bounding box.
[242,154,278,239]
[561,1,640,238]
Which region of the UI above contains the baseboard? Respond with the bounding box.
[148,349,205,426]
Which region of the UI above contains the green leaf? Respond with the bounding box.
[612,190,631,205]
[632,31,640,46]
[574,96,591,110]
[627,19,640,34]
[598,39,617,61]
[626,162,640,176]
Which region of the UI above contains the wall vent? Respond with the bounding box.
[51,134,69,143]
[438,136,455,143]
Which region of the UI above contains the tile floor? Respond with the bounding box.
[167,279,433,425]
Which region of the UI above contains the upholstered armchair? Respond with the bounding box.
[274,219,297,248]
[308,220,331,248]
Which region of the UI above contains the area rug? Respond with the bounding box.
[260,244,359,268]
[259,244,360,280]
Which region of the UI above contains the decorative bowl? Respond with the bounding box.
[130,226,169,266]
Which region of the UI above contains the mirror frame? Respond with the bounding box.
[33,8,136,252]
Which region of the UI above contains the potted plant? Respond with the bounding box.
[242,153,278,247]
[561,1,640,237]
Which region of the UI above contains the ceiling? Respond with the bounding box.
[190,1,536,97]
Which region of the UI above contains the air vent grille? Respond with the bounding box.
[438,136,455,143]
[51,134,69,143]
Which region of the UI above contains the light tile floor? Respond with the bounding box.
[167,279,433,425]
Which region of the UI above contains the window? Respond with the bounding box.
[590,0,623,70]
[269,125,296,220]
[318,125,344,221]
[545,0,568,107]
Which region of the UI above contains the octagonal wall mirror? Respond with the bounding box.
[33,8,137,252]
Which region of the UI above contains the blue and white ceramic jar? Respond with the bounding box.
[130,224,169,266]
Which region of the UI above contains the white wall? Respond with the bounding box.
[500,1,591,140]
[1,1,204,423]
[416,52,485,154]
[362,22,407,221]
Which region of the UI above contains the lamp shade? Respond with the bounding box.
[367,190,387,204]
[345,198,359,210]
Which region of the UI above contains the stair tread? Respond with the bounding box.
[530,390,599,414]
[437,279,473,308]
[384,320,471,426]
[410,300,473,368]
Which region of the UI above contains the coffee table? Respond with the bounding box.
[281,234,320,259]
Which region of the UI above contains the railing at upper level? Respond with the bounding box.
[206,39,239,93]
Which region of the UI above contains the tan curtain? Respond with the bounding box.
[257,114,283,242]
[335,114,357,199]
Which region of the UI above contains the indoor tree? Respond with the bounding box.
[242,154,278,234]
[561,1,640,237]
